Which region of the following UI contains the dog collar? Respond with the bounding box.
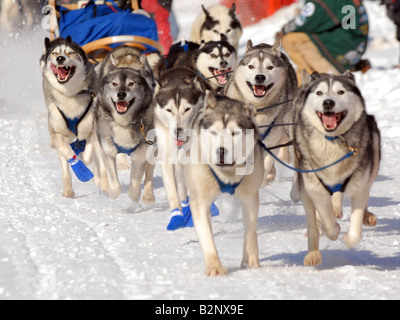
[325,136,340,141]
[209,166,243,196]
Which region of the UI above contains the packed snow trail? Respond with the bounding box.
[0,1,399,300]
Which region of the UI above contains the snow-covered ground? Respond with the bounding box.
[0,1,399,300]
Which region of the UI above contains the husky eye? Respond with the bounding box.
[213,30,219,35]
[316,91,323,96]
[184,107,191,113]
[338,90,345,95]
[68,51,75,56]
[267,66,274,71]
[226,29,232,33]
[211,54,218,59]
[52,51,58,56]
[166,109,173,114]
[249,65,255,70]
[112,82,118,87]
[225,53,231,58]
[128,82,135,87]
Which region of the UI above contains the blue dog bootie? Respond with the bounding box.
[210,202,220,217]
[182,197,194,228]
[167,209,187,231]
[68,155,94,182]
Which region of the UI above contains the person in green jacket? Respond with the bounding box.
[279,0,370,82]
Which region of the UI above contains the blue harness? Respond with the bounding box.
[111,136,142,155]
[209,166,244,196]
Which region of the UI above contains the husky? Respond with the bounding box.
[164,36,237,93]
[97,46,155,90]
[40,36,96,198]
[185,93,264,276]
[93,66,155,204]
[189,4,242,51]
[225,39,298,186]
[154,68,208,230]
[292,71,381,266]
[97,46,156,171]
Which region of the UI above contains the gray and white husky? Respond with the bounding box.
[292,71,381,266]
[189,4,243,51]
[225,39,298,186]
[93,66,155,204]
[185,93,264,276]
[40,37,96,198]
[154,68,207,223]
[165,36,237,93]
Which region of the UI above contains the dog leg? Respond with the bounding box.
[117,154,131,171]
[128,155,147,203]
[176,163,188,203]
[161,163,181,211]
[105,156,121,199]
[92,134,108,192]
[142,163,155,204]
[241,192,260,269]
[311,193,340,241]
[302,192,322,266]
[344,191,370,248]
[332,192,344,219]
[191,198,228,277]
[58,154,75,198]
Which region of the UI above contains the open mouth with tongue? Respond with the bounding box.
[317,111,347,132]
[50,63,76,83]
[247,82,275,98]
[209,67,232,86]
[113,98,136,114]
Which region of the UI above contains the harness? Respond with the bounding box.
[209,166,244,196]
[111,136,142,155]
[57,95,94,156]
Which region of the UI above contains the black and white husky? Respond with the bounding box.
[189,4,243,51]
[40,37,96,198]
[292,71,381,266]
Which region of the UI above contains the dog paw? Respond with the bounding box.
[304,250,322,266]
[128,187,141,203]
[241,255,260,269]
[205,258,228,277]
[326,223,341,241]
[343,233,361,249]
[142,192,155,205]
[334,207,343,219]
[108,186,122,200]
[363,211,377,227]
[62,188,75,199]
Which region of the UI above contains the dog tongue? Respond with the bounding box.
[116,101,129,113]
[214,70,228,84]
[254,85,265,96]
[322,113,338,130]
[50,63,69,77]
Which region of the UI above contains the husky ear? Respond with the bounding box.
[139,54,147,65]
[229,3,237,16]
[44,38,51,51]
[246,40,254,53]
[110,54,119,67]
[184,74,196,85]
[310,71,321,81]
[271,37,282,57]
[343,70,356,83]
[202,5,211,18]
[108,64,117,73]
[205,91,218,110]
[301,69,312,88]
[66,36,72,43]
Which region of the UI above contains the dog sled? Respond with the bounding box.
[45,0,164,63]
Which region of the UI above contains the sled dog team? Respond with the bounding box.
[40,4,381,275]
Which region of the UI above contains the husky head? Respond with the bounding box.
[100,67,153,117]
[199,93,258,171]
[197,35,237,89]
[300,71,365,137]
[236,39,286,104]
[155,68,206,146]
[200,4,243,48]
[41,37,93,94]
